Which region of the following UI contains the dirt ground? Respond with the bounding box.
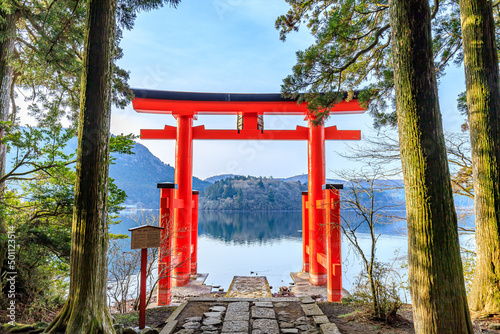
[113,306,176,329]
[318,302,500,334]
[318,302,414,334]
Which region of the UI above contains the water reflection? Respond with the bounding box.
[198,210,407,243]
[198,211,302,243]
[112,210,410,295]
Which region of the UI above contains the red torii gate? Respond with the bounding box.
[131,89,365,304]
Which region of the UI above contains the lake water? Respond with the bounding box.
[111,210,411,299]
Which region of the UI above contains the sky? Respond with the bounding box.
[25,1,469,181]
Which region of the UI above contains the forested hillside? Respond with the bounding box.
[200,176,307,210]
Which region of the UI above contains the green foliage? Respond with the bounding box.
[12,1,86,125]
[276,0,471,127]
[267,188,275,202]
[0,127,135,318]
[110,134,137,158]
[5,0,183,127]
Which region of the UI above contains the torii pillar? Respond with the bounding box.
[173,115,193,286]
[307,116,327,285]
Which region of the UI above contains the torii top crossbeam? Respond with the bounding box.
[132,89,365,141]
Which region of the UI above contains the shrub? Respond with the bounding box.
[348,261,403,322]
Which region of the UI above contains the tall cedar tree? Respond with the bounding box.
[0,0,179,297]
[0,10,16,292]
[389,0,473,332]
[45,0,117,332]
[459,0,500,313]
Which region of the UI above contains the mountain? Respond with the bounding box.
[110,143,211,208]
[279,174,344,185]
[204,174,241,184]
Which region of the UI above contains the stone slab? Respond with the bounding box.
[251,306,276,319]
[252,319,280,334]
[281,329,299,334]
[209,306,226,312]
[221,320,248,333]
[202,317,222,326]
[224,311,249,321]
[226,276,272,298]
[255,297,300,302]
[159,320,177,334]
[227,301,250,312]
[182,322,201,329]
[254,301,273,308]
[203,312,223,318]
[190,273,209,285]
[301,303,324,316]
[300,296,315,304]
[217,297,256,302]
[188,297,218,302]
[320,323,341,334]
[313,315,329,325]
[172,284,212,298]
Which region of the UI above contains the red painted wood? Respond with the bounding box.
[173,116,193,287]
[308,117,327,286]
[302,192,309,272]
[139,248,147,329]
[325,188,342,302]
[132,98,365,115]
[191,192,199,276]
[317,252,327,268]
[158,187,175,306]
[140,125,361,141]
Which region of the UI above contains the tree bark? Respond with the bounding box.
[388,0,473,332]
[459,0,500,314]
[45,0,116,333]
[0,10,16,292]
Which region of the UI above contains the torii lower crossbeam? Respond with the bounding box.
[140,125,360,141]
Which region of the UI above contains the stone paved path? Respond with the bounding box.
[160,297,341,334]
[226,276,272,298]
[159,276,340,334]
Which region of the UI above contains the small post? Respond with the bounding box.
[140,248,147,329]
[191,191,199,275]
[324,184,343,302]
[129,225,165,328]
[157,183,177,306]
[302,191,309,272]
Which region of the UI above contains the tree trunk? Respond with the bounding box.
[388,0,473,332]
[45,0,116,333]
[0,11,16,292]
[459,0,500,314]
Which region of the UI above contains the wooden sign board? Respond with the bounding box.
[129,226,164,249]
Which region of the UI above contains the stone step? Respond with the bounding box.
[225,276,273,298]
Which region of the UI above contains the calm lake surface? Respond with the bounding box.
[111,210,410,298]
